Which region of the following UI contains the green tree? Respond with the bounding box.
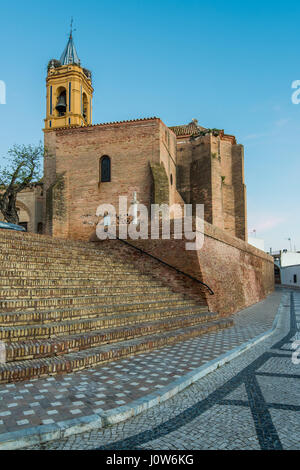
[0,143,43,224]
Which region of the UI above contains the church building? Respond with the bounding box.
[43,32,247,242]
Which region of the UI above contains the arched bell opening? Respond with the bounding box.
[82,92,88,121]
[55,87,67,116]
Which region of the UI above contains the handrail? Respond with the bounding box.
[116,237,214,296]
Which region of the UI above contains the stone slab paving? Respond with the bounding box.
[0,289,285,447]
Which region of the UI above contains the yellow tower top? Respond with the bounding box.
[44,30,93,130]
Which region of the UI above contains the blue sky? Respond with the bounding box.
[0,0,299,251]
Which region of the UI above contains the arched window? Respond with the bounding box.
[82,92,88,121]
[100,156,111,182]
[55,87,67,116]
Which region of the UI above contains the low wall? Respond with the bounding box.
[94,220,274,316]
[196,222,274,314]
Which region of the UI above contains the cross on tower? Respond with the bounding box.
[70,17,76,37]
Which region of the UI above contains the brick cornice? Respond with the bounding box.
[43,117,161,134]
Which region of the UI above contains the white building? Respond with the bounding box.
[280,265,300,288]
[277,251,300,267]
[269,250,300,287]
[248,236,265,252]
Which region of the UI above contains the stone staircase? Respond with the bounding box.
[0,230,233,383]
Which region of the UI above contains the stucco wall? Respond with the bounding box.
[281,265,300,287]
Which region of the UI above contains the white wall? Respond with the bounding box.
[248,237,265,252]
[281,265,300,287]
[280,252,300,267]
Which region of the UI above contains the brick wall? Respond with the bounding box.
[232,144,247,241]
[44,118,183,240]
[176,139,193,204]
[159,122,177,206]
[44,131,57,235]
[175,132,247,241]
[105,218,274,316]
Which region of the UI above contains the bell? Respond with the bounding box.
[56,94,66,114]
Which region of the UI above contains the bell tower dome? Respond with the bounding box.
[44,28,93,130]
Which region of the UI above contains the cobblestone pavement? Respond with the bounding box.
[22,289,300,450]
[0,291,282,440]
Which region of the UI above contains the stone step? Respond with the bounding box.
[0,290,190,312]
[1,306,209,341]
[0,231,213,383]
[0,230,101,251]
[0,245,107,260]
[0,261,141,273]
[0,268,143,278]
[0,237,109,263]
[0,276,155,288]
[0,237,106,259]
[0,283,172,299]
[0,299,203,326]
[0,319,233,383]
[0,254,138,269]
[5,312,216,361]
[0,243,106,257]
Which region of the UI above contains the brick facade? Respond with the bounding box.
[43,118,247,243]
[44,118,182,240]
[173,123,247,241]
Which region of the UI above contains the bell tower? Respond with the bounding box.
[44,27,93,130]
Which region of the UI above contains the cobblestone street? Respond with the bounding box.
[19,289,299,450]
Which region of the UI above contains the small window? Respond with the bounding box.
[170,174,173,185]
[294,274,297,284]
[100,156,111,182]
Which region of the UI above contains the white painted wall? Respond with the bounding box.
[248,237,265,252]
[280,252,300,267]
[281,265,300,287]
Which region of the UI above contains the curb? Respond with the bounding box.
[0,293,287,450]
